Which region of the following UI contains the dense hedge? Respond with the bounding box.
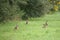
[0,0,59,22]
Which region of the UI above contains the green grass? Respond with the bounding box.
[0,12,60,40]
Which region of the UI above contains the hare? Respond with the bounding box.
[43,20,48,28]
[14,24,18,30]
[26,19,28,24]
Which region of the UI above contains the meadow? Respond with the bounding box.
[0,12,60,40]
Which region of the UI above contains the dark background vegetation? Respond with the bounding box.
[0,0,60,23]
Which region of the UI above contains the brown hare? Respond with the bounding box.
[26,19,28,24]
[43,20,48,28]
[14,24,18,30]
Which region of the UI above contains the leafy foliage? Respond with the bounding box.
[0,0,59,22]
[18,0,52,19]
[0,0,24,22]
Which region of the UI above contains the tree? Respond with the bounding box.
[17,0,52,20]
[0,0,53,22]
[49,0,60,11]
[0,0,24,22]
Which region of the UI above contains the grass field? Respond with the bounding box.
[0,12,60,40]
